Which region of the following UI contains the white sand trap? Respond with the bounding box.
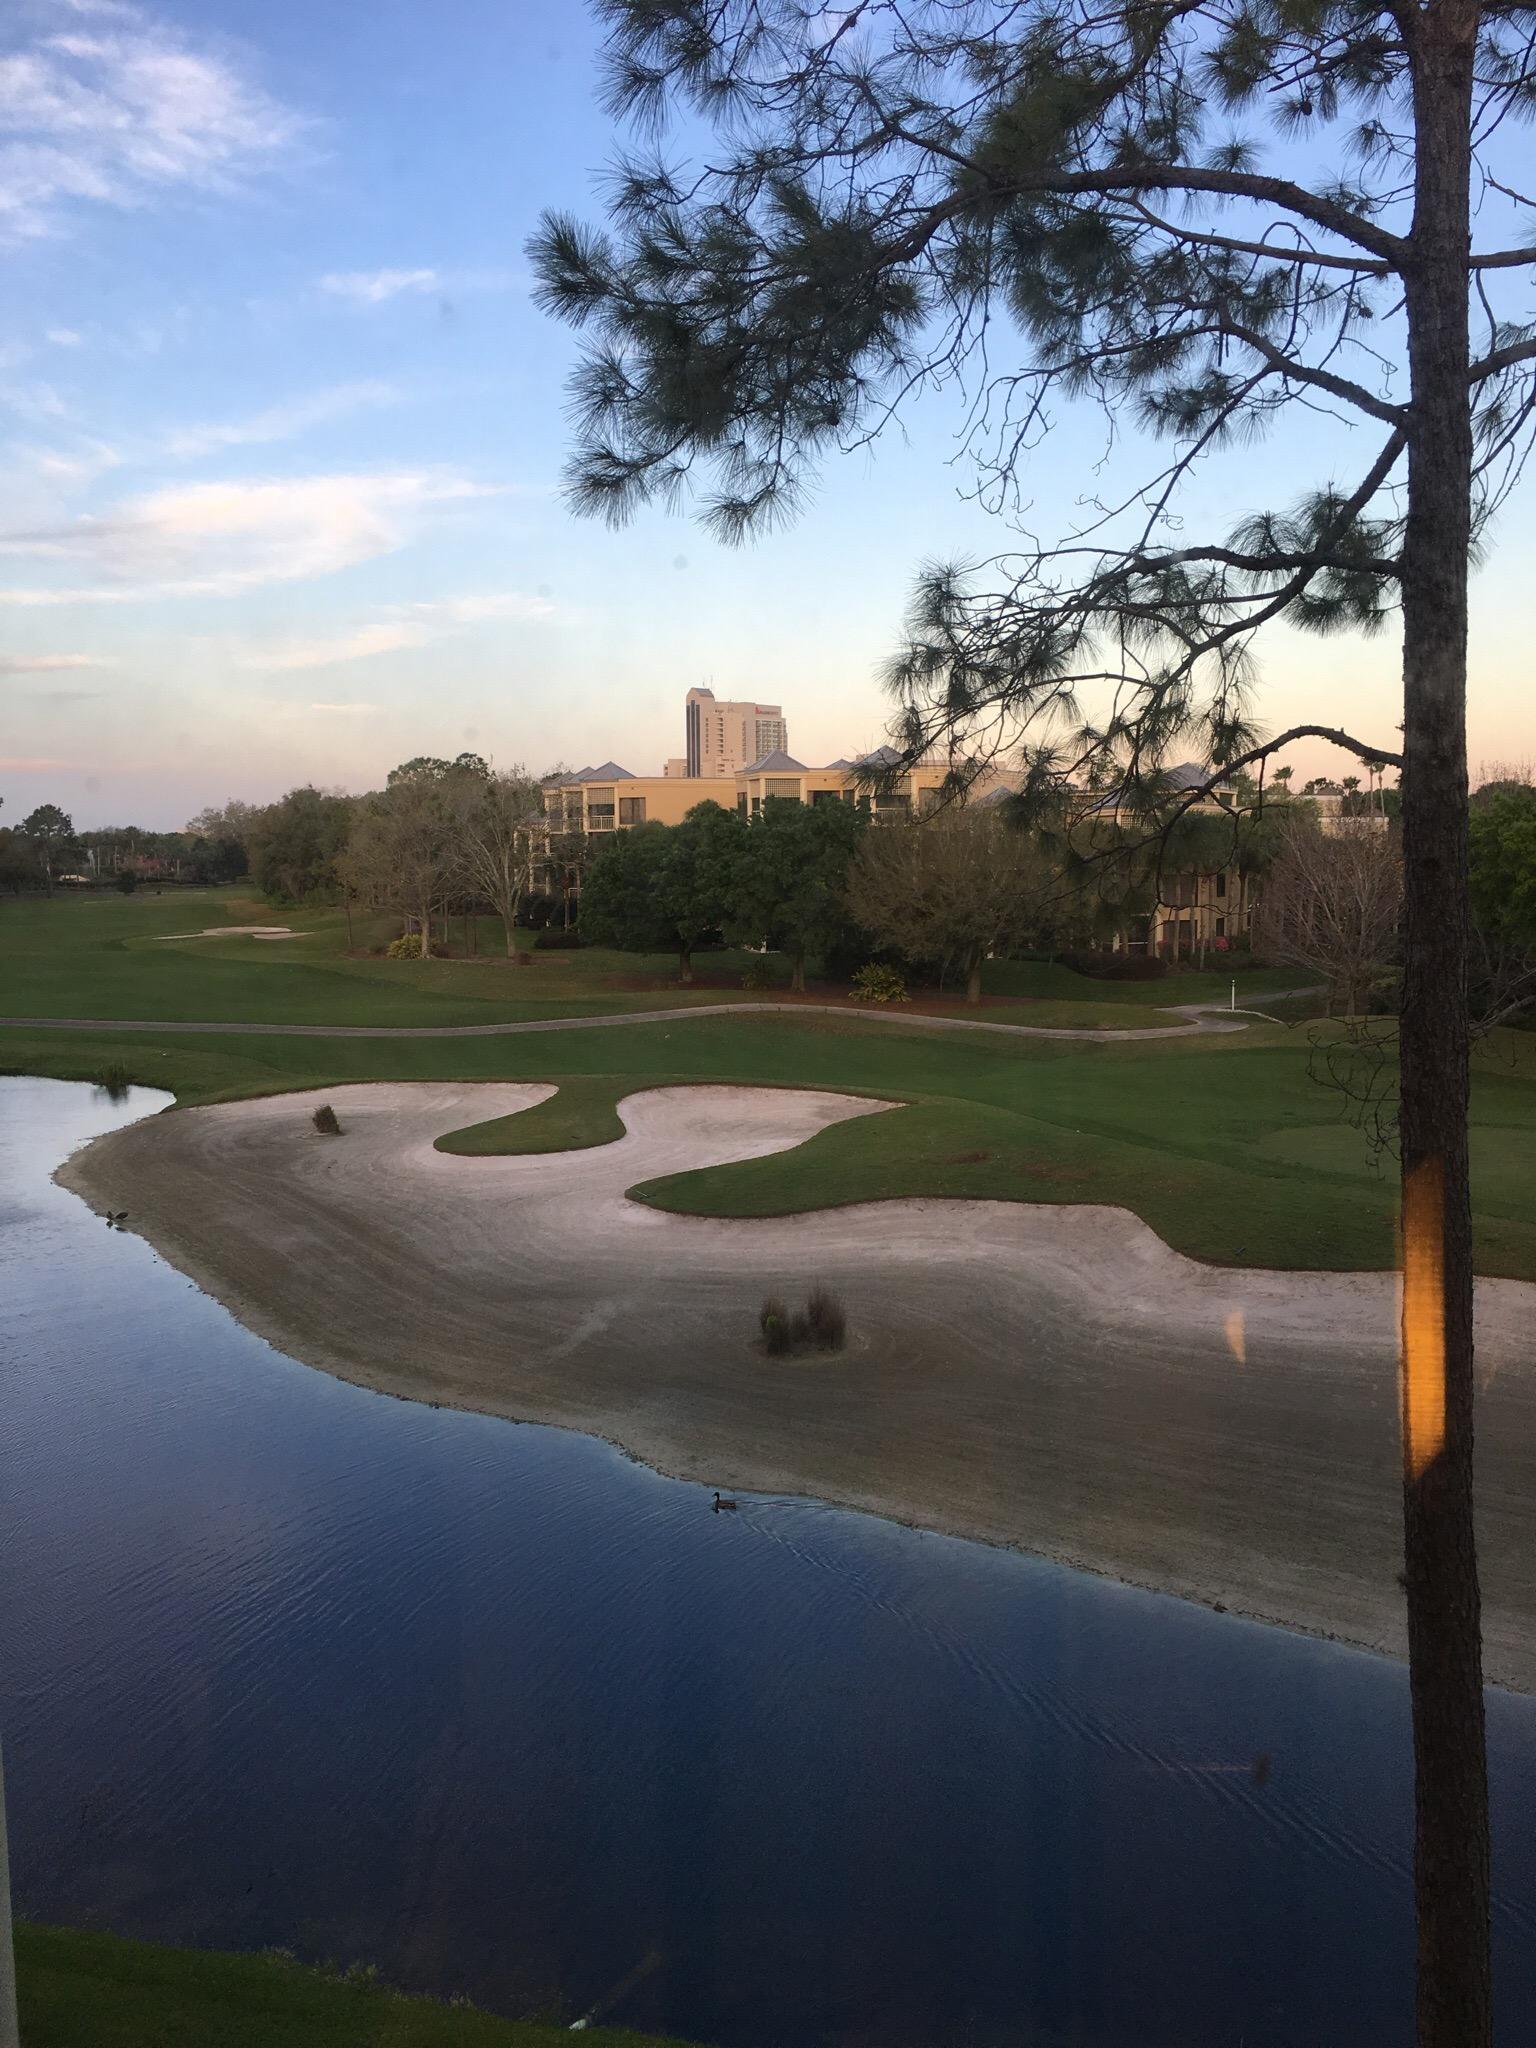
[60,1081,1536,1686]
[150,925,307,941]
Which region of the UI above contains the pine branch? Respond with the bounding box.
[1217,317,1407,423]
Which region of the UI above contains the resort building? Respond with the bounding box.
[539,747,1253,960]
[1089,763,1253,960]
[541,748,1017,837]
[684,688,789,777]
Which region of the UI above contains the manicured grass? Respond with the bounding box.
[13,1922,692,2047]
[1,888,1232,1029]
[437,1074,628,1155]
[980,957,1306,1006]
[6,1008,1536,1279]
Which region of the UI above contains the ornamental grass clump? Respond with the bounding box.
[311,1103,342,1136]
[758,1288,847,1356]
[804,1284,847,1351]
[93,1060,134,1100]
[760,1296,791,1354]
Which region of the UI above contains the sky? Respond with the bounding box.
[1,0,1532,830]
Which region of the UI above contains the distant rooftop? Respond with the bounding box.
[543,762,638,786]
[742,749,807,774]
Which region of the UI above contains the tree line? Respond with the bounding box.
[7,770,1532,1026]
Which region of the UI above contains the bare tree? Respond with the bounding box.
[848,811,1058,1003]
[450,764,546,959]
[1254,814,1402,1015]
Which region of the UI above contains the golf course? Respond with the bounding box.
[4,885,1534,1280]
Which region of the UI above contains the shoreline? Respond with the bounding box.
[56,1079,1536,1692]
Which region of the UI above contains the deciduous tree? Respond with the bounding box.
[448,763,547,958]
[1468,783,1536,1025]
[580,802,745,980]
[1253,812,1402,1014]
[19,804,77,895]
[848,810,1057,1002]
[247,788,354,903]
[731,796,866,991]
[340,764,463,960]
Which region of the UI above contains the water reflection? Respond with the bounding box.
[2,1078,1534,2047]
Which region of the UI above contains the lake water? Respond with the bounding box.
[3,1076,1535,2046]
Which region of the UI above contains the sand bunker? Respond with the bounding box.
[59,1082,1536,1687]
[149,925,306,940]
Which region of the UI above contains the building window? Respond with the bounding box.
[1215,916,1226,938]
[587,804,615,830]
[1216,871,1227,898]
[737,792,748,815]
[765,777,801,800]
[618,797,646,826]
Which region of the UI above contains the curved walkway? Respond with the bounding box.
[0,996,1303,1044]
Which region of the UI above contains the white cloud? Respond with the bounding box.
[233,590,554,673]
[0,12,305,240]
[247,621,432,672]
[45,325,82,346]
[21,435,121,484]
[163,380,400,459]
[0,650,106,672]
[307,700,380,714]
[0,469,497,602]
[0,380,72,423]
[407,591,555,624]
[319,267,438,306]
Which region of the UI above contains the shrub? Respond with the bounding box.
[758,1287,851,1355]
[385,933,424,960]
[515,892,560,929]
[311,1103,342,1135]
[741,955,779,991]
[1062,948,1170,981]
[115,871,137,894]
[762,1309,793,1355]
[535,927,586,950]
[93,1060,134,1100]
[850,961,910,1004]
[804,1285,847,1351]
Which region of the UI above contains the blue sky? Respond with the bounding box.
[2,0,1531,828]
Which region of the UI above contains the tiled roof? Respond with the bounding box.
[742,749,808,773]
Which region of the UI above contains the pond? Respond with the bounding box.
[3,1076,1534,2046]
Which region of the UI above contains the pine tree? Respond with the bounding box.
[532,7,1536,2036]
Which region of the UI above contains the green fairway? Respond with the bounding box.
[13,1923,692,2047]
[6,1007,1536,1279]
[0,887,1278,1029]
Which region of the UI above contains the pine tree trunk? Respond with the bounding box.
[792,950,806,993]
[1399,14,1489,2044]
[419,903,432,960]
[966,955,982,1005]
[678,947,693,983]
